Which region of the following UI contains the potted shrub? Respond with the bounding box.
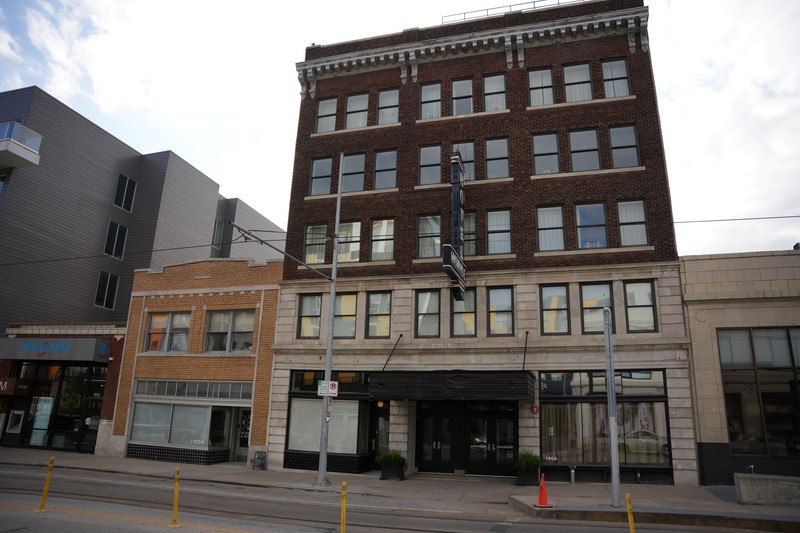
[376,450,406,480]
[515,451,541,486]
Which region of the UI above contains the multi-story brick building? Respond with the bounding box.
[270,0,697,484]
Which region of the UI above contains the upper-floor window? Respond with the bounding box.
[603,59,630,98]
[104,221,127,259]
[114,174,137,211]
[463,212,476,256]
[564,64,592,102]
[346,94,368,129]
[419,145,441,185]
[337,222,361,262]
[371,219,394,261]
[304,224,326,264]
[378,89,399,124]
[537,206,564,251]
[570,130,600,171]
[488,286,514,336]
[212,219,224,249]
[146,312,190,352]
[484,74,506,111]
[334,294,357,338]
[487,210,511,254]
[298,294,322,339]
[625,281,656,332]
[486,138,509,179]
[417,215,441,258]
[576,203,607,248]
[529,69,554,106]
[341,154,365,192]
[415,289,440,337]
[310,158,332,196]
[94,270,118,310]
[581,282,612,333]
[206,310,254,352]
[421,83,441,119]
[452,79,473,115]
[366,292,392,338]
[619,200,648,246]
[541,285,569,335]
[375,150,397,189]
[532,133,559,175]
[452,141,475,181]
[610,126,639,168]
[452,288,476,337]
[316,98,337,133]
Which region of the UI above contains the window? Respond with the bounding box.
[316,98,337,133]
[537,207,564,251]
[417,215,441,258]
[486,138,509,179]
[421,83,441,119]
[564,64,592,102]
[146,312,190,352]
[104,221,127,259]
[415,289,440,337]
[570,130,600,171]
[310,158,332,195]
[488,287,514,336]
[366,292,391,338]
[334,294,357,338]
[298,294,322,338]
[463,212,476,256]
[484,74,506,111]
[337,222,361,262]
[576,203,607,248]
[374,150,397,189]
[206,310,254,352]
[603,59,629,98]
[377,89,399,124]
[581,282,612,333]
[419,145,441,185]
[487,210,511,254]
[370,219,394,261]
[532,133,559,175]
[541,285,569,334]
[304,224,327,264]
[610,126,639,168]
[341,154,365,192]
[346,94,368,129]
[625,281,656,332]
[114,174,136,211]
[529,69,554,106]
[452,141,475,181]
[452,288,476,337]
[94,270,118,309]
[212,219,223,249]
[619,200,648,246]
[452,79,473,115]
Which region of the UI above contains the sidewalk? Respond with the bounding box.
[2,447,799,531]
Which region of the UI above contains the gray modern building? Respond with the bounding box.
[0,85,284,452]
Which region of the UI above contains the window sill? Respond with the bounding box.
[534,245,654,257]
[306,188,398,201]
[297,261,396,272]
[138,352,255,356]
[465,253,516,261]
[415,108,510,124]
[526,95,636,112]
[464,177,513,185]
[414,183,450,191]
[531,166,645,180]
[310,122,401,137]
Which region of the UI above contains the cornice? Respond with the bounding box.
[297,7,648,98]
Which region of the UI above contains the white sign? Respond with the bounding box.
[327,381,339,397]
[317,380,328,396]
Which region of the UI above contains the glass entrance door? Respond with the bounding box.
[465,411,517,476]
[418,404,454,473]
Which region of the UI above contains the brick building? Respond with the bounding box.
[270,0,697,484]
[106,258,282,464]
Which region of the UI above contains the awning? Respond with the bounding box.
[0,337,111,362]
[368,370,536,401]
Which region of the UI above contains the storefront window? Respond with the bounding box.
[131,403,171,444]
[170,405,209,446]
[287,398,367,454]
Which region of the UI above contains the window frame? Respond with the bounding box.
[569,129,600,172]
[541,284,570,335]
[336,222,361,263]
[537,206,565,251]
[576,203,607,249]
[485,138,509,179]
[529,68,554,106]
[624,280,657,333]
[610,125,640,168]
[487,209,511,254]
[316,98,337,133]
[104,220,128,259]
[463,212,476,256]
[366,291,392,339]
[334,293,357,339]
[452,78,473,116]
[374,149,397,189]
[205,310,255,353]
[345,93,369,129]
[370,218,394,261]
[532,133,560,175]
[304,224,327,264]
[564,63,593,102]
[452,141,475,181]
[377,89,399,125]
[94,270,118,310]
[417,215,441,258]
[451,287,477,337]
[310,158,332,196]
[420,82,441,119]
[114,174,137,212]
[341,153,365,192]
[580,282,613,334]
[619,200,648,246]
[145,311,191,352]
[415,289,440,338]
[419,145,441,185]
[488,286,514,337]
[603,59,630,98]
[484,74,506,112]
[298,294,323,339]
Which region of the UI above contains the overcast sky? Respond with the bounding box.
[1,0,798,256]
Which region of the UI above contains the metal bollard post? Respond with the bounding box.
[625,492,636,533]
[169,467,180,528]
[36,455,56,513]
[340,481,347,533]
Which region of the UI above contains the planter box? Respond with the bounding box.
[516,469,540,486]
[380,463,406,480]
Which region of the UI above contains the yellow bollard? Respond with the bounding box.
[340,481,347,533]
[169,467,180,528]
[625,492,636,533]
[36,455,56,512]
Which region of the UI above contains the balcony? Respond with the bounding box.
[0,121,42,168]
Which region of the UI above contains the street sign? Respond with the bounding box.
[317,380,328,396]
[317,380,339,397]
[327,381,339,397]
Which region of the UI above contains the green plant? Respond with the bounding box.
[515,451,542,471]
[376,450,407,467]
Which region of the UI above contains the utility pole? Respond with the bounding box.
[604,307,621,508]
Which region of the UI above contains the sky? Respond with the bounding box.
[1,0,798,256]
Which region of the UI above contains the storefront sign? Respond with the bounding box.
[0,378,32,396]
[0,337,111,362]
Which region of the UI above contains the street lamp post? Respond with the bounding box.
[604,307,621,508]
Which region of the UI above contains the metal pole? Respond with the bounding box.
[604,307,621,508]
[315,153,343,487]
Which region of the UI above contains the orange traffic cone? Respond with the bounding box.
[534,473,554,508]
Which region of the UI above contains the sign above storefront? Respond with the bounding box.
[0,378,32,396]
[0,337,111,362]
